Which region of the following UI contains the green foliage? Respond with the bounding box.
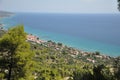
[73,68,94,80]
[93,65,107,80]
[0,25,35,80]
[95,51,100,55]
[113,56,120,80]
[118,0,120,11]
[0,25,120,80]
[101,66,114,80]
[0,73,4,80]
[57,42,62,46]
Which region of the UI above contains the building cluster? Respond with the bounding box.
[27,34,45,44]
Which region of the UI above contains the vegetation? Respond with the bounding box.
[118,0,120,11]
[0,25,120,80]
[0,26,35,80]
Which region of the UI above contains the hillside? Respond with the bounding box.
[0,26,120,80]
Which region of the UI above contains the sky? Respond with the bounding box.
[0,0,119,13]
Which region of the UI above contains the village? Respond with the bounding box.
[0,25,113,65]
[26,33,112,64]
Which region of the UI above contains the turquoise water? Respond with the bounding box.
[1,13,120,57]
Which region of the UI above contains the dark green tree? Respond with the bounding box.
[73,68,93,80]
[93,65,107,80]
[0,25,35,80]
[118,0,120,11]
[113,56,120,80]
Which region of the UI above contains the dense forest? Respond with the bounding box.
[0,25,120,80]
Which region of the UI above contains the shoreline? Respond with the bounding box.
[0,23,118,60]
[26,34,46,44]
[1,14,120,57]
[26,33,115,64]
[32,31,119,57]
[27,33,113,58]
[1,22,119,57]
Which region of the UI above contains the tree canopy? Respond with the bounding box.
[0,25,35,80]
[118,0,120,11]
[0,25,120,80]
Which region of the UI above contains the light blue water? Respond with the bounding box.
[1,13,120,56]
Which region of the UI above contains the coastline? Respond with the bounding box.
[26,33,111,57]
[0,22,113,59]
[2,22,119,57]
[0,23,118,65]
[1,26,120,80]
[26,34,46,44]
[1,19,120,57]
[1,13,120,57]
[26,33,114,65]
[25,28,120,57]
[0,11,14,18]
[29,29,120,57]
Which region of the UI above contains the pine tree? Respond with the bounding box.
[0,25,35,80]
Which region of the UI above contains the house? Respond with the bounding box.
[27,34,45,44]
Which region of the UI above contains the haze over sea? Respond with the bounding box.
[1,13,120,56]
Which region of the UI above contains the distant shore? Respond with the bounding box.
[0,11,14,18]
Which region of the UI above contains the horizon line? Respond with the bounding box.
[0,10,120,14]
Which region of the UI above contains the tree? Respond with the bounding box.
[93,65,107,80]
[95,51,100,55]
[118,0,120,11]
[73,68,94,80]
[113,57,120,80]
[0,25,35,80]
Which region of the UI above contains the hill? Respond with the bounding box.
[0,26,120,80]
[0,11,14,17]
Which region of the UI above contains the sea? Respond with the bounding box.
[0,13,120,57]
